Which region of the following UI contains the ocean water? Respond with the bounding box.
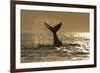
[21,32,89,63]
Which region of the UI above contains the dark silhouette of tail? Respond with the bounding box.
[45,22,63,47]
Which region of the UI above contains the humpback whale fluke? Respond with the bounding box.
[44,22,63,47]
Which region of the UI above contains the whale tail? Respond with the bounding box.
[44,22,63,47]
[44,22,62,33]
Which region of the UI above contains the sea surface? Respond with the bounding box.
[21,32,90,63]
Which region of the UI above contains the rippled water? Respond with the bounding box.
[21,32,89,63]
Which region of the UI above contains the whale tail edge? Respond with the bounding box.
[44,22,62,33]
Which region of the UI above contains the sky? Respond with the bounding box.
[21,10,89,34]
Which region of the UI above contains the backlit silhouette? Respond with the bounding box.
[45,22,63,47]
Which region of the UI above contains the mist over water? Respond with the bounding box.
[21,32,89,63]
